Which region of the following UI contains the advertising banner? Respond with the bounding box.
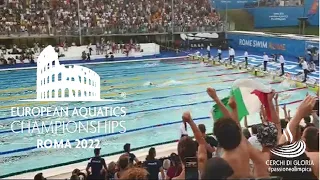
[227,33,306,58]
[178,32,226,49]
[252,7,304,28]
[212,0,258,9]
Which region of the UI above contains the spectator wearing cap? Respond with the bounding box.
[86,148,107,180]
[201,157,234,179]
[197,124,217,159]
[123,143,140,164]
[158,159,170,179]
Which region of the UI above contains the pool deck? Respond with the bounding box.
[5,142,178,179]
[0,48,318,80]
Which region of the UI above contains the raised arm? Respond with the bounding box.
[228,96,240,125]
[207,88,233,119]
[279,95,317,144]
[274,93,280,117]
[182,112,207,174]
[267,91,282,141]
[260,105,267,123]
[311,111,319,129]
[288,109,291,120]
[282,105,289,122]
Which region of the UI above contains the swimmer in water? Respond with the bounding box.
[149,82,154,86]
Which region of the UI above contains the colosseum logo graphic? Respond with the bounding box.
[22,45,119,102]
[270,124,306,158]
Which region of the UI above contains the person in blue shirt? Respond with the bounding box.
[144,147,165,180]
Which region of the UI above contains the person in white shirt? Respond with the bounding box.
[248,125,262,151]
[179,122,188,138]
[207,45,211,58]
[217,47,222,60]
[158,159,170,180]
[279,54,285,76]
[263,52,269,71]
[247,125,262,172]
[228,47,235,64]
[244,51,248,68]
[301,59,309,82]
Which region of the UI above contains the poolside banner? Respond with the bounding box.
[251,7,304,28]
[212,0,258,9]
[212,79,272,121]
[227,32,307,58]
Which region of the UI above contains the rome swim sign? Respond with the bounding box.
[239,39,286,51]
[239,39,268,48]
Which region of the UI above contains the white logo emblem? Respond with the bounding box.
[270,124,306,158]
[21,45,119,102]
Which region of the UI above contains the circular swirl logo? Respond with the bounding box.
[270,124,306,158]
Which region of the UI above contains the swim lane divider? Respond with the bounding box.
[1,84,305,135]
[0,91,307,156]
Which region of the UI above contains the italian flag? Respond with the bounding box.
[212,79,272,121]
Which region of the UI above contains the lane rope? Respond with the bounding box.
[0,87,307,156]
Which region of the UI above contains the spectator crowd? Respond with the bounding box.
[0,0,222,36]
[33,87,319,180]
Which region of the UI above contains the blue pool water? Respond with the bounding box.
[0,58,315,176]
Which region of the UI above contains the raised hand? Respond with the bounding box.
[282,105,287,111]
[228,96,237,109]
[207,87,218,101]
[267,90,276,101]
[296,95,317,118]
[274,93,279,101]
[182,111,193,124]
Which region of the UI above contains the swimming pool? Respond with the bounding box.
[0,57,314,176]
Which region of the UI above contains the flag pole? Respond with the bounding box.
[77,0,82,45]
